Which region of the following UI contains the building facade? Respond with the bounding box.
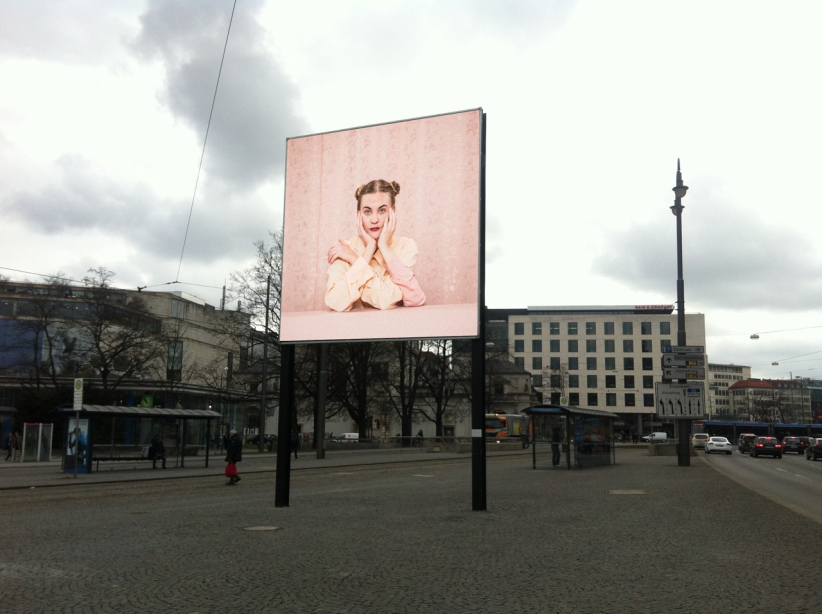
[487,305,707,437]
[707,363,750,419]
[729,378,812,423]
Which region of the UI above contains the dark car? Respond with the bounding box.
[750,436,782,458]
[781,436,804,454]
[738,433,758,454]
[805,438,822,461]
[247,434,277,447]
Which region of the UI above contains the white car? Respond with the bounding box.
[705,436,733,455]
[691,433,710,449]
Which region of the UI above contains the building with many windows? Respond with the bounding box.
[487,305,706,437]
[707,363,750,419]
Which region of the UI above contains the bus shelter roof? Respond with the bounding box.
[58,405,221,419]
[521,404,619,419]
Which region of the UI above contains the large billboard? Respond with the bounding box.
[279,109,483,343]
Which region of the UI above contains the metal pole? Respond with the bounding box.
[671,159,690,467]
[275,344,295,507]
[471,112,487,511]
[259,275,270,453]
[315,343,328,460]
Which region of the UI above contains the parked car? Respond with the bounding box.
[641,432,669,443]
[738,433,758,454]
[704,436,733,455]
[805,438,822,461]
[331,433,359,442]
[750,436,782,458]
[781,436,804,454]
[691,433,710,449]
[247,434,276,447]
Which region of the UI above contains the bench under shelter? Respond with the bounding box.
[59,405,221,473]
[522,404,618,469]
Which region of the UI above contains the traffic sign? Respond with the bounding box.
[655,382,705,418]
[662,345,705,354]
[73,378,83,412]
[662,354,705,367]
[662,367,705,380]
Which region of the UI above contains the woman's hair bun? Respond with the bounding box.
[390,181,400,196]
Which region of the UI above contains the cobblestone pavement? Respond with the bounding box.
[1,447,821,613]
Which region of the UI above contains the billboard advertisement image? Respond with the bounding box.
[280,109,483,343]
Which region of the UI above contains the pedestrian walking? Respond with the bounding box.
[291,431,300,460]
[551,427,562,467]
[3,431,12,461]
[9,430,22,463]
[224,429,242,485]
[149,435,166,469]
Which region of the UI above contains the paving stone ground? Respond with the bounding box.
[1,447,820,613]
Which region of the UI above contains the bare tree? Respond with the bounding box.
[381,340,426,440]
[417,339,468,437]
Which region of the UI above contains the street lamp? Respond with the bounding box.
[671,159,690,467]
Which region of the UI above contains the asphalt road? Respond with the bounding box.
[701,446,822,525]
[3,447,822,613]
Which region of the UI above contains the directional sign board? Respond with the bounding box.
[655,382,705,418]
[662,354,706,368]
[662,367,705,380]
[662,345,705,354]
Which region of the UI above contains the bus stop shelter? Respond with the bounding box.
[523,404,618,469]
[59,405,221,473]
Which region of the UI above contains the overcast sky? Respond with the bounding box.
[2,0,822,379]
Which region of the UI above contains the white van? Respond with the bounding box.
[331,433,359,442]
[641,432,669,443]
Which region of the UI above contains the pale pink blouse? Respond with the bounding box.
[325,236,426,312]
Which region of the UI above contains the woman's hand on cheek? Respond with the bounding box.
[378,208,396,251]
[358,211,377,255]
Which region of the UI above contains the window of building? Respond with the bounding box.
[170,300,186,319]
[514,323,524,335]
[660,321,671,335]
[605,375,616,388]
[568,374,579,388]
[625,393,635,407]
[606,393,617,406]
[550,374,561,387]
[643,393,655,407]
[514,340,524,352]
[568,322,578,335]
[568,340,578,352]
[586,340,597,352]
[532,340,542,352]
[588,393,598,406]
[660,340,671,352]
[604,322,614,335]
[569,393,579,406]
[624,375,635,388]
[514,357,524,368]
[568,357,578,370]
[586,322,596,335]
[642,357,653,370]
[605,357,616,371]
[532,322,542,335]
[550,339,560,352]
[640,322,652,335]
[532,357,542,370]
[549,322,559,335]
[641,376,652,389]
[533,374,543,387]
[550,392,561,404]
[624,357,634,371]
[641,340,653,353]
[587,375,597,388]
[623,322,633,335]
[550,357,560,370]
[167,340,183,381]
[623,339,634,353]
[604,339,615,352]
[586,357,597,370]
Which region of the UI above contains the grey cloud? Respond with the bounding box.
[593,196,822,311]
[132,0,307,190]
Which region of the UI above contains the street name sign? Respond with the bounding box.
[662,354,705,367]
[662,345,705,354]
[662,367,705,380]
[655,382,705,418]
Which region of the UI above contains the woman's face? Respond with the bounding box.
[359,191,393,240]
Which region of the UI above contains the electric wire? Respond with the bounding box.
[175,0,237,281]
